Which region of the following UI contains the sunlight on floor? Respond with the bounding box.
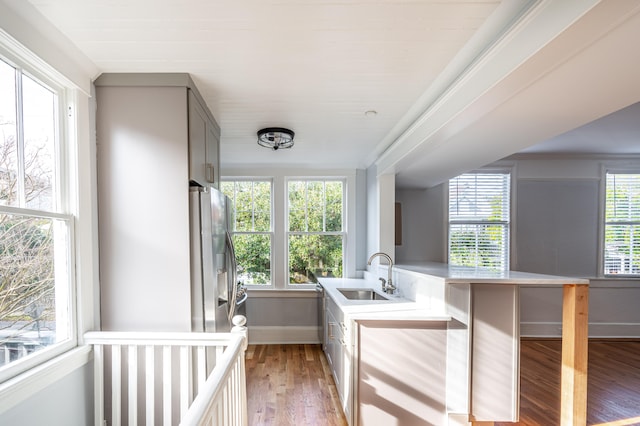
[592,417,640,426]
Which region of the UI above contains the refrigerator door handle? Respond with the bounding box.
[226,230,238,321]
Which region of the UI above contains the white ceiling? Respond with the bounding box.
[18,0,640,186]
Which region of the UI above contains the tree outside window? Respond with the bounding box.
[288,180,344,284]
[221,180,272,285]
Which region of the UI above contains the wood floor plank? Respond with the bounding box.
[497,340,640,426]
[246,344,348,426]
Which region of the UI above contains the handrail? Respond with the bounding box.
[84,331,240,347]
[86,321,248,426]
[179,335,246,425]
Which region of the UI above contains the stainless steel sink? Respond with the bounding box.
[338,288,388,301]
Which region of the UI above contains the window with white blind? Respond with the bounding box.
[604,172,640,276]
[448,172,511,270]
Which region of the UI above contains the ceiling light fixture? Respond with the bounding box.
[257,127,295,150]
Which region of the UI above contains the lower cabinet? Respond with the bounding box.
[355,320,449,426]
[324,296,351,422]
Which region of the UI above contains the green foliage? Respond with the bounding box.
[288,180,343,284]
[223,179,345,285]
[289,234,343,284]
[222,180,272,284]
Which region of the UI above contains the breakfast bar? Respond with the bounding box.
[319,262,590,426]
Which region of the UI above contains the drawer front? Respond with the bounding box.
[327,295,344,325]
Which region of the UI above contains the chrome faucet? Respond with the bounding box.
[367,252,396,294]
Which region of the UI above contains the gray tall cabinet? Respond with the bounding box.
[95,73,220,331]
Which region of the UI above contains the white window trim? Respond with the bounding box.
[222,178,275,287]
[285,177,347,290]
[223,168,357,290]
[601,166,640,277]
[0,28,89,404]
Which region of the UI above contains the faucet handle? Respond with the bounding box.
[378,277,386,290]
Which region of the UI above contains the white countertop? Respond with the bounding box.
[394,262,590,285]
[318,277,450,320]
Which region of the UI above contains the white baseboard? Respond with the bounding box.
[521,322,640,338]
[248,326,321,344]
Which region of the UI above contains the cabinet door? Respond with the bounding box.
[188,91,219,186]
[205,119,220,187]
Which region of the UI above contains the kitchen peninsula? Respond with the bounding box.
[319,262,589,426]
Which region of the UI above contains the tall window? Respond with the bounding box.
[604,172,640,276]
[0,57,74,376]
[288,179,344,284]
[448,172,510,270]
[221,180,272,285]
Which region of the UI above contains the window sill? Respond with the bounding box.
[247,288,319,298]
[0,345,92,414]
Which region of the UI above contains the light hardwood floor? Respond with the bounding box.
[246,341,640,426]
[246,344,348,426]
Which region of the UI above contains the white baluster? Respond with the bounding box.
[128,345,138,426]
[145,345,154,425]
[112,345,122,426]
[163,346,172,426]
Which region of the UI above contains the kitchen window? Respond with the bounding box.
[287,179,344,285]
[221,180,273,285]
[604,172,640,276]
[448,171,511,270]
[0,55,75,381]
[222,173,353,290]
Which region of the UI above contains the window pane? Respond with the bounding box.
[449,223,508,270]
[0,60,18,207]
[0,213,71,368]
[288,180,343,232]
[307,181,324,232]
[604,224,640,275]
[449,173,510,221]
[232,233,271,285]
[288,181,306,231]
[326,181,343,232]
[22,75,57,211]
[289,234,343,284]
[253,181,271,232]
[222,180,272,285]
[606,173,640,222]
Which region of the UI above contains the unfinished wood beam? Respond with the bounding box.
[561,284,589,426]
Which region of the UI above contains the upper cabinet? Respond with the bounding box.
[95,73,221,188]
[188,90,220,187]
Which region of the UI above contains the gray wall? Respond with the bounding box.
[0,363,93,426]
[395,157,640,337]
[395,186,445,263]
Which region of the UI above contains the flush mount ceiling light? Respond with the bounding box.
[257,127,295,150]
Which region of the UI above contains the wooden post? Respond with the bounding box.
[561,284,589,425]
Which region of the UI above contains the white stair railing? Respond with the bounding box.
[85,320,247,426]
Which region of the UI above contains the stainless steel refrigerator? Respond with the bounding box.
[189,186,238,333]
